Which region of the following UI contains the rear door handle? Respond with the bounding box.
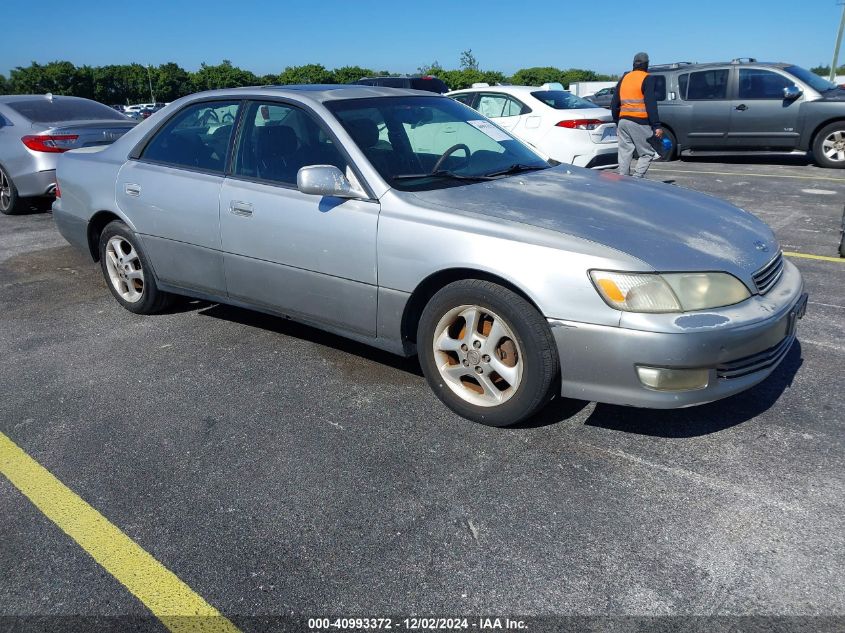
[735,104,748,111]
[124,183,141,197]
[230,201,253,217]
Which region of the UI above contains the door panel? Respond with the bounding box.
[220,180,379,335]
[117,161,226,294]
[684,68,732,148]
[728,68,802,149]
[220,100,379,336]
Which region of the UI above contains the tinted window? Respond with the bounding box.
[141,100,240,173]
[738,69,794,99]
[450,93,475,106]
[8,98,128,123]
[328,96,548,191]
[233,101,347,186]
[409,77,449,94]
[678,73,689,98]
[529,90,596,110]
[652,75,667,101]
[686,69,729,100]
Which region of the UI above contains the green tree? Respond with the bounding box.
[417,61,444,76]
[332,65,373,84]
[1,74,10,94]
[152,63,191,102]
[277,64,335,84]
[191,60,258,91]
[509,66,564,86]
[459,49,479,71]
[92,64,150,105]
[810,64,845,77]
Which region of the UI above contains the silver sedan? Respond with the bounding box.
[0,94,135,214]
[52,86,807,426]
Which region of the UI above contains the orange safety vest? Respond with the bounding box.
[619,69,649,119]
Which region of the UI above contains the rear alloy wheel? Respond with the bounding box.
[0,166,22,215]
[98,220,172,314]
[418,280,559,426]
[813,122,845,169]
[660,128,678,162]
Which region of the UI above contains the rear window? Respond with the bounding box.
[653,75,667,101]
[685,69,729,100]
[530,90,596,109]
[409,77,449,94]
[8,98,128,123]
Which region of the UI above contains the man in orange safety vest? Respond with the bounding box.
[611,52,663,178]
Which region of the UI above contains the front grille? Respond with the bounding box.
[752,252,784,295]
[716,333,794,380]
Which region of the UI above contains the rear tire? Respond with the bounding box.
[812,122,845,169]
[661,128,678,161]
[0,165,23,215]
[98,220,173,314]
[417,280,559,427]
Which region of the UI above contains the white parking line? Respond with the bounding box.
[649,167,845,183]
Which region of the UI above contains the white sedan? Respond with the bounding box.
[447,83,618,168]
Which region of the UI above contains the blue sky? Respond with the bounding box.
[1,0,842,78]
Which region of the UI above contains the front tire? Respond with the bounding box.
[0,165,22,215]
[417,280,559,427]
[813,122,845,169]
[98,220,172,314]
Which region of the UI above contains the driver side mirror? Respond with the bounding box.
[783,85,802,100]
[297,165,365,199]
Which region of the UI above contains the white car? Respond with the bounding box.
[447,83,618,168]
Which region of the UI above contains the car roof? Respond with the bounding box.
[648,60,791,73]
[176,84,441,105]
[0,94,98,104]
[447,85,557,97]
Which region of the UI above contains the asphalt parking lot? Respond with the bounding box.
[1,157,843,632]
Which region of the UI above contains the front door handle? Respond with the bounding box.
[229,201,253,217]
[735,104,748,111]
[124,183,141,197]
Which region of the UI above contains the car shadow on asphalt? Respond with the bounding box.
[583,340,804,438]
[674,154,814,168]
[196,303,424,376]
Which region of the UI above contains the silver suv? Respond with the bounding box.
[648,58,845,168]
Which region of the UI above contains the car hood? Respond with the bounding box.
[819,87,845,101]
[405,166,779,277]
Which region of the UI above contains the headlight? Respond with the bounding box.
[590,271,750,313]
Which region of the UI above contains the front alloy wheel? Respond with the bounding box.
[813,122,845,169]
[418,279,559,426]
[432,305,524,407]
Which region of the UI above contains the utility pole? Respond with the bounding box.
[146,65,155,103]
[831,1,845,82]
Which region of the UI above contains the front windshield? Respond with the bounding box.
[784,65,838,93]
[326,96,549,191]
[529,90,598,110]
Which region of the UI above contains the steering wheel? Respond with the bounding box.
[431,144,471,173]
[221,112,235,124]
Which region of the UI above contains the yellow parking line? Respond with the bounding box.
[0,431,241,633]
[784,251,845,263]
[649,167,845,182]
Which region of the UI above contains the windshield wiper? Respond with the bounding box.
[392,169,494,181]
[482,163,550,178]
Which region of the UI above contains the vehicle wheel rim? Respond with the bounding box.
[0,169,10,211]
[105,236,144,303]
[432,304,524,407]
[822,130,845,162]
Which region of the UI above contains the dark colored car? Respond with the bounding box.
[139,103,166,119]
[353,76,449,94]
[585,86,615,108]
[648,58,845,168]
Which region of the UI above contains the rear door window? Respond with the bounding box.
[476,93,529,118]
[685,69,730,100]
[652,75,667,101]
[738,69,795,99]
[140,100,241,173]
[233,101,347,186]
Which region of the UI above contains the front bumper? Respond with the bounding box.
[550,260,806,408]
